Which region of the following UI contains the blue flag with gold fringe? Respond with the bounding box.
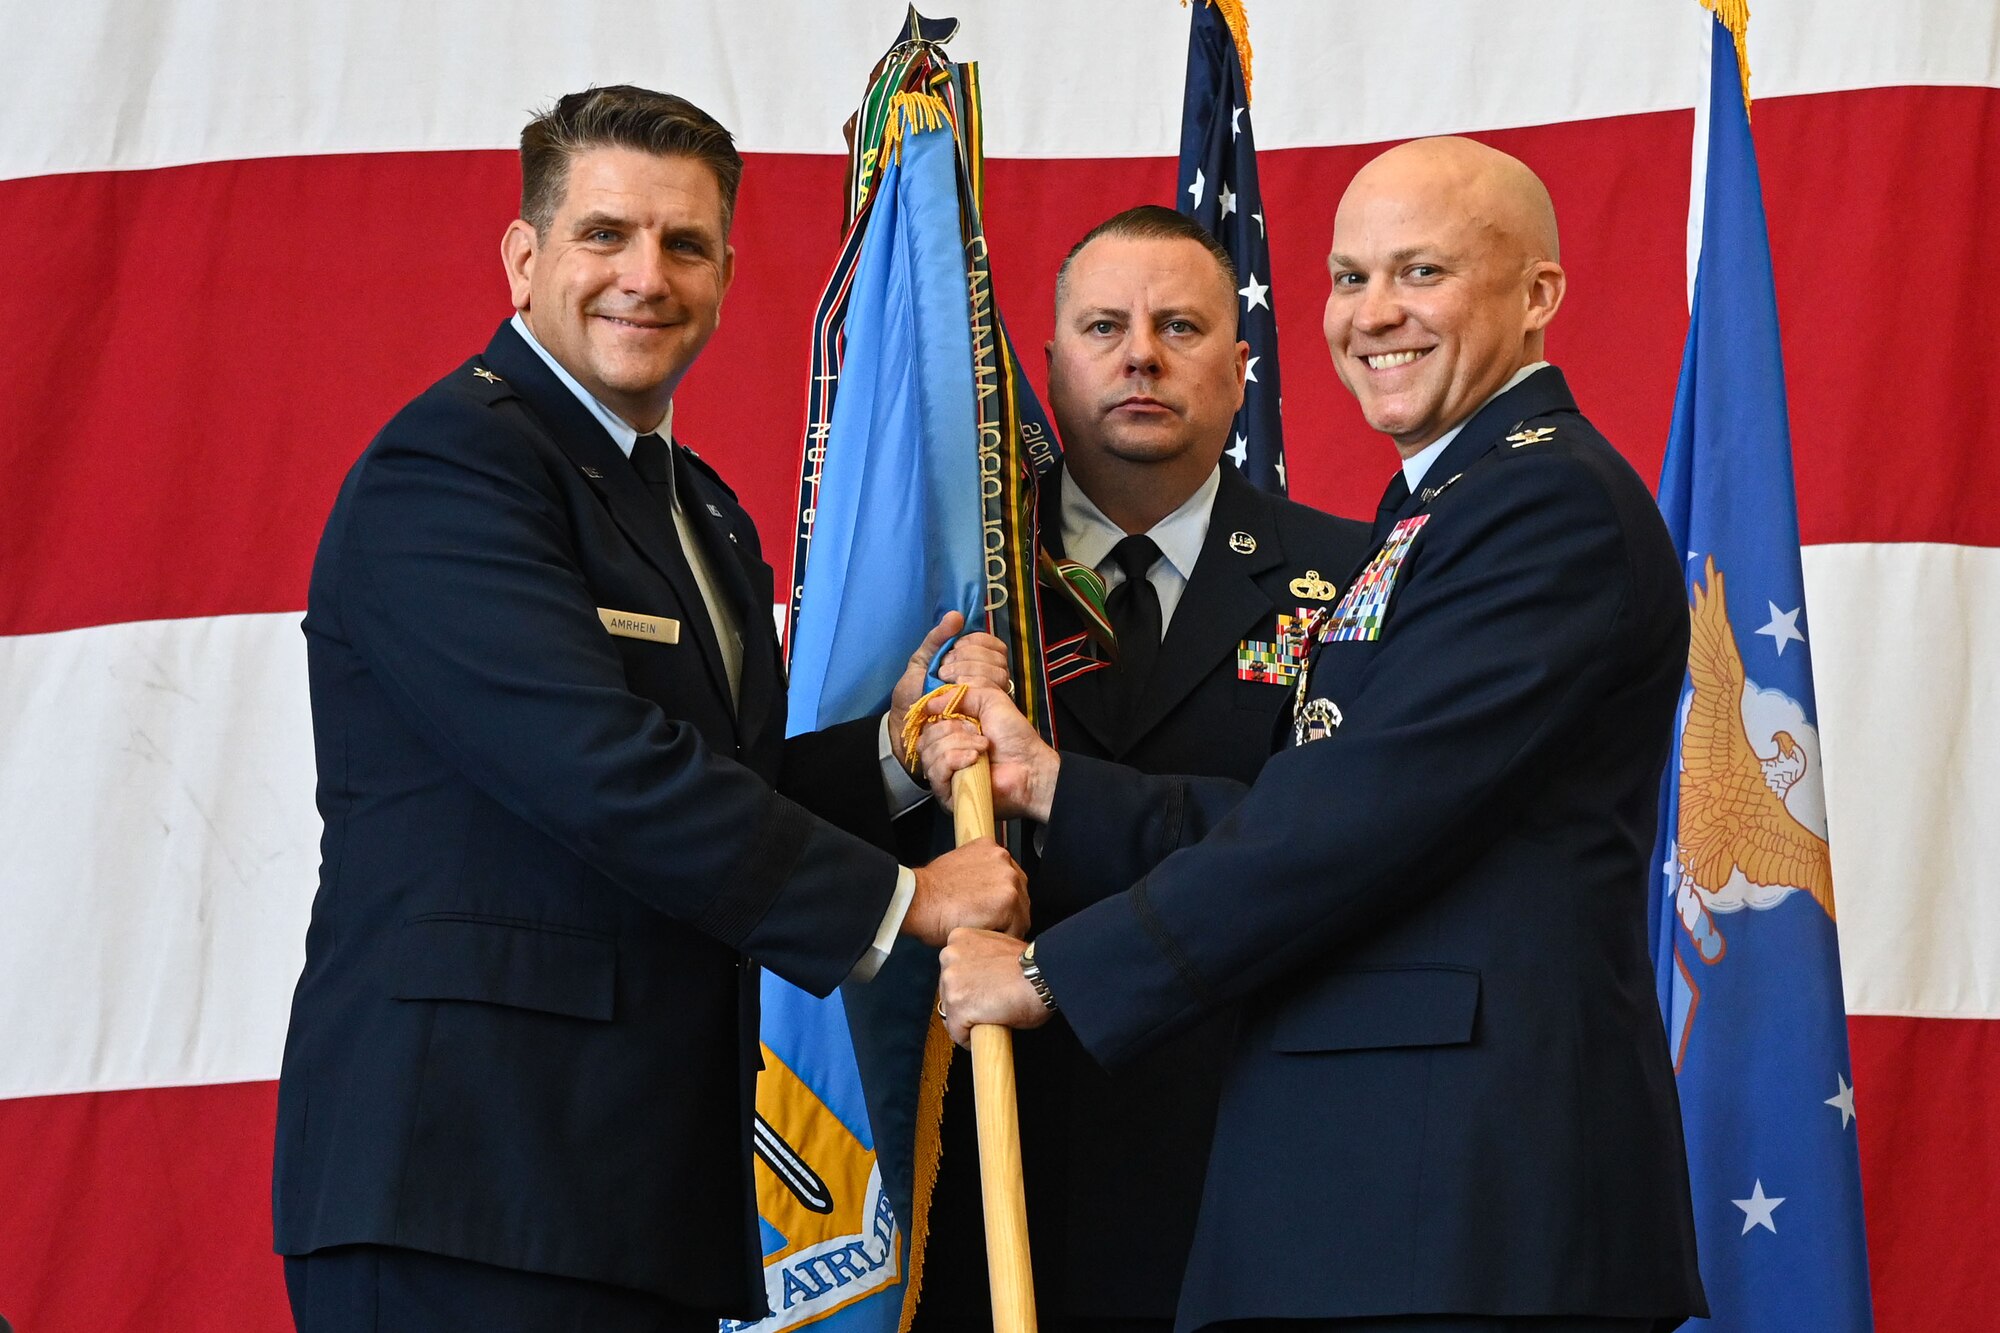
[1177,0,1286,493]
[739,11,1060,1331]
[1648,10,1874,1331]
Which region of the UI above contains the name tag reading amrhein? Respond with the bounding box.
[598,608,681,644]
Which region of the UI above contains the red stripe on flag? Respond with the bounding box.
[1851,1013,2000,1333]
[0,1081,289,1332]
[4,85,1995,638]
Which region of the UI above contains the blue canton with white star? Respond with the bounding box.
[1177,1,1285,494]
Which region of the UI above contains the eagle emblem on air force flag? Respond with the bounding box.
[1664,557,1836,1055]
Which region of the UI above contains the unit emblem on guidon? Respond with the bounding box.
[1293,697,1344,746]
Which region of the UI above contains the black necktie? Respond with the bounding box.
[630,431,675,503]
[1106,534,1164,705]
[1370,470,1412,544]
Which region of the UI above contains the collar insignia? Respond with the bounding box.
[1505,426,1556,447]
[1229,530,1257,555]
[472,367,503,383]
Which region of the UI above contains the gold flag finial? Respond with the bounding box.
[1183,0,1255,103]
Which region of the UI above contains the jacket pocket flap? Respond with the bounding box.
[1271,966,1479,1053]
[391,915,615,1021]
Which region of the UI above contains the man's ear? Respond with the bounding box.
[714,243,737,328]
[1524,260,1566,333]
[501,219,538,313]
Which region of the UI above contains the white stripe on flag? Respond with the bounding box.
[5,0,1996,182]
[0,613,316,1099]
[1806,541,2000,1020]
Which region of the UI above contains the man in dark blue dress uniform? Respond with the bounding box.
[915,208,1367,1333]
[272,86,1029,1333]
[924,138,1708,1333]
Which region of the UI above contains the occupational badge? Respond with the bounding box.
[1505,426,1556,447]
[1288,569,1339,602]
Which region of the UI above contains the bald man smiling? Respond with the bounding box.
[921,138,1709,1332]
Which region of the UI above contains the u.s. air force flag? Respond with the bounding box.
[1177,0,1286,493]
[1648,8,1875,1330]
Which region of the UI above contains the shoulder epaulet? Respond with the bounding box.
[672,440,739,501]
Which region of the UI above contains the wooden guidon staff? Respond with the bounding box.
[905,687,1038,1333]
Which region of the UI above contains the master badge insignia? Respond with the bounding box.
[1288,569,1339,602]
[1293,697,1344,746]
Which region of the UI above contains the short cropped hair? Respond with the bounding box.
[1053,205,1239,316]
[519,85,744,236]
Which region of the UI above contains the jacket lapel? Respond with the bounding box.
[1123,465,1281,750]
[481,322,736,711]
[673,451,781,744]
[1382,365,1583,531]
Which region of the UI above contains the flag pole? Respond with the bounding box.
[950,757,1038,1333]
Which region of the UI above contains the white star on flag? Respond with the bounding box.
[1826,1072,1857,1128]
[1231,105,1244,140]
[1274,454,1287,487]
[1187,168,1205,210]
[1733,1179,1785,1234]
[1239,272,1270,311]
[1756,602,1806,655]
[1245,355,1261,384]
[1218,183,1236,217]
[1252,210,1264,238]
[1227,433,1248,467]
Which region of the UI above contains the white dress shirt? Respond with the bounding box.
[511,314,913,980]
[1061,462,1222,638]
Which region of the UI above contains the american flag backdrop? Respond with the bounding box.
[1,3,1995,1331]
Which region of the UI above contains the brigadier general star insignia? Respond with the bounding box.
[1505,426,1556,447]
[472,367,503,383]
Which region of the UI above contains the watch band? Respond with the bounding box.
[1020,940,1058,1012]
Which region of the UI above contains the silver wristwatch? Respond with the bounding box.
[1019,940,1058,1012]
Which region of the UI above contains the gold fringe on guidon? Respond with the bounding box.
[1700,0,1753,116]
[898,1012,959,1333]
[880,90,953,164]
[1184,0,1256,103]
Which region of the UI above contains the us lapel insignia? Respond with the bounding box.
[1292,696,1344,746]
[471,367,503,383]
[1288,569,1339,602]
[1419,472,1463,505]
[1229,531,1257,554]
[1505,426,1556,447]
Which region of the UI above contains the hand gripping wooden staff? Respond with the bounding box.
[904,685,1038,1333]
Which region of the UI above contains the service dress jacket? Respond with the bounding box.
[273,321,898,1317]
[920,463,1369,1327]
[1031,369,1709,1332]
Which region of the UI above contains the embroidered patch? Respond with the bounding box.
[1320,514,1430,644]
